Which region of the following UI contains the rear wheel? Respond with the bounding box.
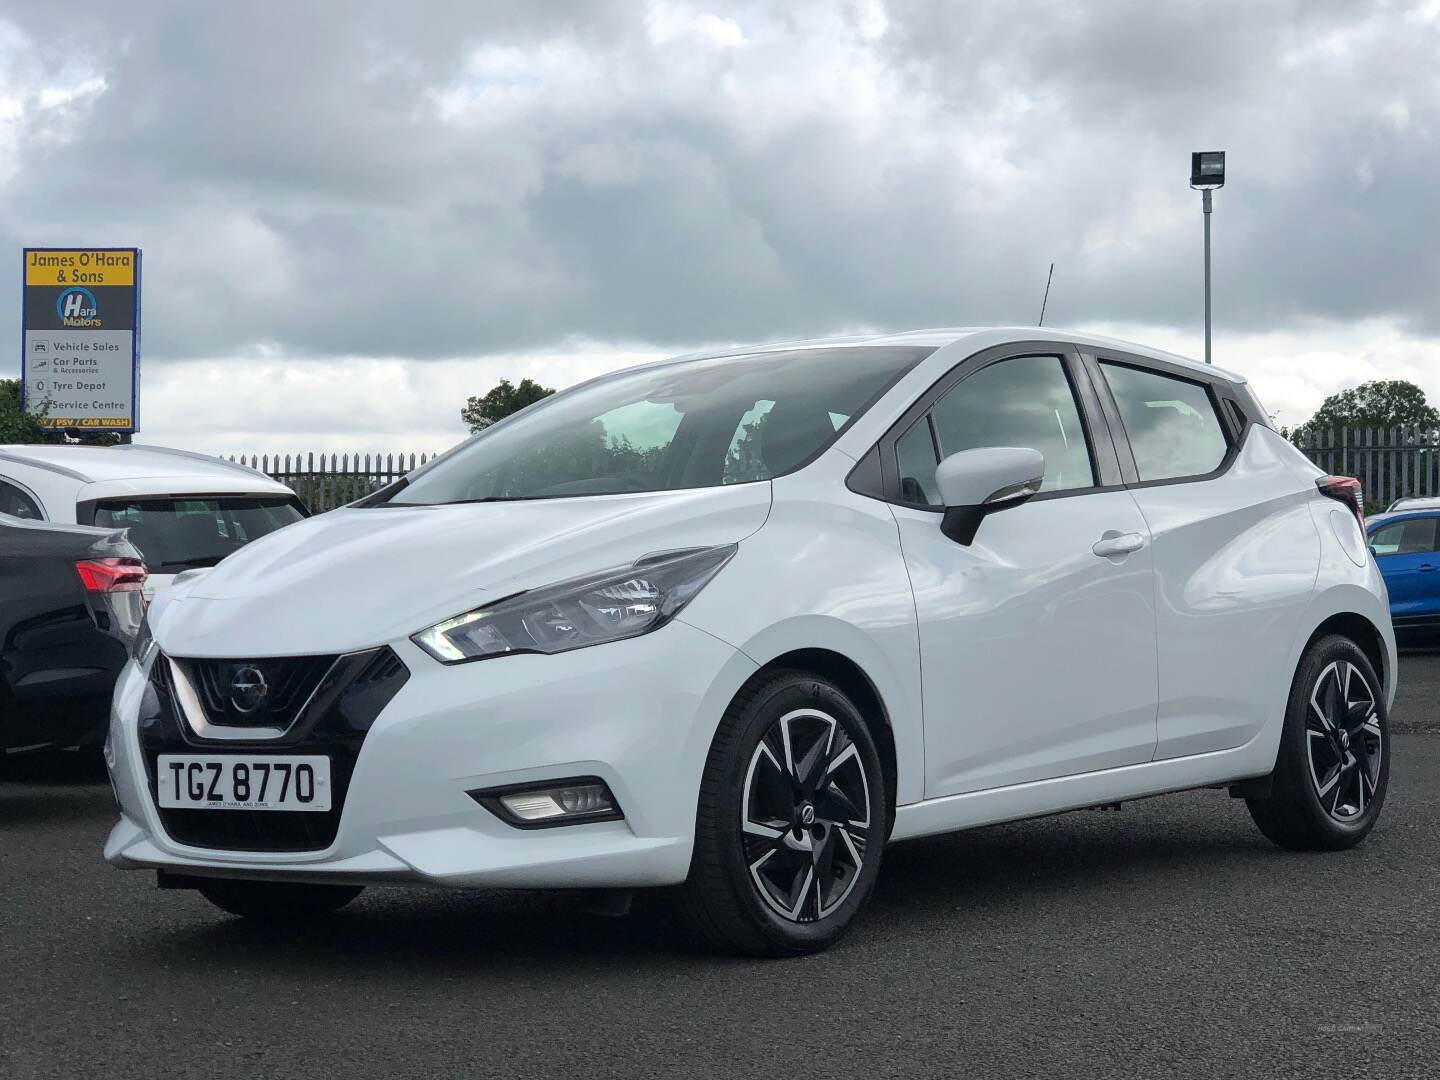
[196,879,364,920]
[1247,635,1389,851]
[679,670,888,956]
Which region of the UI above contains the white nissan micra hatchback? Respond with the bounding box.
[106,328,1395,956]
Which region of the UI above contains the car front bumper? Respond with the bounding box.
[104,620,756,889]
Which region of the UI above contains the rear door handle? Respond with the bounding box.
[1092,531,1146,558]
[1419,564,1437,573]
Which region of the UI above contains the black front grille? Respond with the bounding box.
[177,655,337,729]
[138,648,409,853]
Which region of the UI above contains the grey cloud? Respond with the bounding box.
[0,0,1437,367]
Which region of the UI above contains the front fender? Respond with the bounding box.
[678,464,924,804]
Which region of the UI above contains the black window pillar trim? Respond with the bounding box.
[1064,350,1125,489]
[1076,351,1140,486]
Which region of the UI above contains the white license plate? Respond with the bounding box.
[157,755,332,812]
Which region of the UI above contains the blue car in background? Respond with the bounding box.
[1368,498,1440,635]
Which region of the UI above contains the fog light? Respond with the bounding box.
[501,783,613,821]
[469,777,622,829]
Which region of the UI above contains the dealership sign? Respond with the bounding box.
[21,247,141,432]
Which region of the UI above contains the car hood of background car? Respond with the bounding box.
[151,484,773,658]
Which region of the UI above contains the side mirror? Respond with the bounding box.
[935,447,1045,545]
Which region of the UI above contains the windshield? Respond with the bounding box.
[91,495,306,574]
[384,346,930,505]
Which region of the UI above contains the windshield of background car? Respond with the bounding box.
[383,346,933,505]
[91,496,306,573]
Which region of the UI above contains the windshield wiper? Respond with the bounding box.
[431,496,536,505]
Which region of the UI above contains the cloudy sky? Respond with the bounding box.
[1,0,1438,455]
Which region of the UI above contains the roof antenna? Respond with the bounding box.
[1037,262,1055,327]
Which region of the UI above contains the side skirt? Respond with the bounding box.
[891,740,1274,842]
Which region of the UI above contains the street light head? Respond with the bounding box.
[1190,150,1226,190]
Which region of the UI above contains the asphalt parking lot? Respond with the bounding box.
[4,650,1439,1080]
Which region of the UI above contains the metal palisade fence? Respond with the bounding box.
[226,452,433,513]
[1294,428,1440,512]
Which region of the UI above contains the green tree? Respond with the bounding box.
[0,379,46,443]
[723,410,771,484]
[461,377,555,434]
[1295,379,1439,441]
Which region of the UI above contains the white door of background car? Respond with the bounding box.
[885,349,1160,798]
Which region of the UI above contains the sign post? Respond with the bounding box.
[21,247,141,434]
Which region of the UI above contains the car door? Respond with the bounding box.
[1088,352,1322,760]
[1368,515,1440,621]
[883,345,1160,798]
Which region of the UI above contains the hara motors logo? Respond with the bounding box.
[56,286,100,327]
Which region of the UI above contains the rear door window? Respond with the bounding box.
[91,496,305,573]
[1369,517,1439,556]
[1100,362,1230,482]
[0,480,43,520]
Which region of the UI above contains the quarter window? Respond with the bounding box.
[895,355,1095,506]
[0,480,43,520]
[895,418,941,505]
[1369,518,1438,556]
[1101,363,1229,482]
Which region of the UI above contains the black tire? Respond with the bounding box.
[678,670,889,957]
[1247,634,1390,851]
[196,878,364,920]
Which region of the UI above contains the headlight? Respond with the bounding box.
[412,544,736,664]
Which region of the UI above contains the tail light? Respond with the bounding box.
[75,557,148,593]
[1316,475,1364,527]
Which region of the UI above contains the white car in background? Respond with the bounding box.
[1385,496,1440,514]
[0,444,307,599]
[103,328,1395,956]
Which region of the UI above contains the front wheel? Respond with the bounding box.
[1247,634,1390,851]
[678,671,888,957]
[196,879,364,920]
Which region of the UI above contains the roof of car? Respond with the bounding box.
[669,327,1246,384]
[1368,506,1440,530]
[0,444,274,485]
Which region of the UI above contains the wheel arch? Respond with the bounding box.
[735,648,898,826]
[1305,611,1390,700]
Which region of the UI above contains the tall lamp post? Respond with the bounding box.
[1190,151,1225,364]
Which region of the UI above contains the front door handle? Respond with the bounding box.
[1092,531,1146,558]
[1419,563,1437,573]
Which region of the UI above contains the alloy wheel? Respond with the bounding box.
[1305,660,1383,821]
[741,708,872,923]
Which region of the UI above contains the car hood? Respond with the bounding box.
[151,484,773,658]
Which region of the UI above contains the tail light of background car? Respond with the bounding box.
[75,557,148,593]
[1316,475,1364,527]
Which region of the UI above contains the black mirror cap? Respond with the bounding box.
[940,506,986,545]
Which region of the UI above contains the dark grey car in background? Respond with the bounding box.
[0,513,146,756]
